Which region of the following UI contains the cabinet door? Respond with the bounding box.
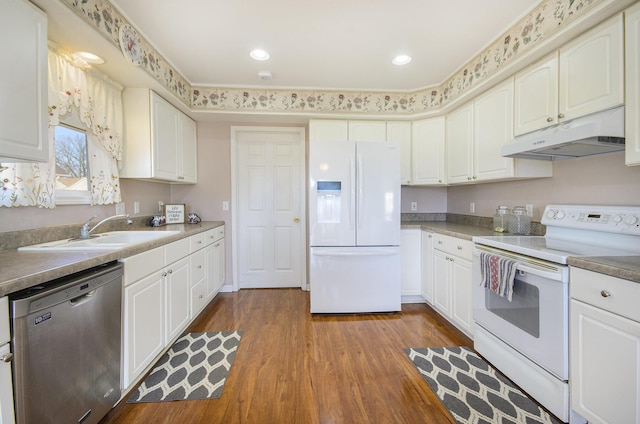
[348,120,386,142]
[0,343,14,424]
[165,257,190,342]
[387,122,412,185]
[151,92,180,180]
[450,255,473,335]
[124,271,165,388]
[0,0,48,162]
[570,300,640,424]
[559,14,624,121]
[421,232,434,303]
[514,53,559,135]
[412,117,446,185]
[474,79,515,182]
[190,250,207,319]
[212,239,226,292]
[205,243,217,298]
[626,3,640,166]
[179,113,198,183]
[446,103,474,184]
[400,229,422,297]
[432,250,451,315]
[309,119,348,141]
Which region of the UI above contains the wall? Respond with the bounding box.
[446,152,640,221]
[401,186,447,213]
[0,179,170,233]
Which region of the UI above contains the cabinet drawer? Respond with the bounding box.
[190,250,205,283]
[122,246,164,287]
[190,233,206,252]
[204,226,224,246]
[571,267,640,322]
[165,237,191,264]
[190,278,207,319]
[433,233,473,259]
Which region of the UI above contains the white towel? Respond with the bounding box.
[479,252,518,301]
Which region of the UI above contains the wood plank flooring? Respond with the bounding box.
[100,289,473,424]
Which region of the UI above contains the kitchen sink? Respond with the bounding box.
[18,230,181,251]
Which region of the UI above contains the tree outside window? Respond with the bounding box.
[54,124,90,192]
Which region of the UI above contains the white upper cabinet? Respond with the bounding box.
[121,89,197,183]
[626,3,640,166]
[514,14,624,136]
[559,14,624,121]
[309,119,348,141]
[514,53,559,136]
[0,0,48,163]
[446,102,474,184]
[412,117,446,185]
[348,120,387,141]
[386,122,412,185]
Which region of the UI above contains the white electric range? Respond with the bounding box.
[471,204,640,423]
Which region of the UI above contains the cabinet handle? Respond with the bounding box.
[199,294,204,299]
[558,113,565,119]
[168,269,173,274]
[438,179,442,183]
[198,240,202,244]
[438,241,443,245]
[214,243,221,247]
[0,353,13,363]
[197,265,202,269]
[467,177,472,181]
[178,176,185,180]
[428,235,432,238]
[600,290,611,298]
[546,117,553,122]
[162,271,167,277]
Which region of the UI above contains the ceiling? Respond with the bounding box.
[99,0,537,92]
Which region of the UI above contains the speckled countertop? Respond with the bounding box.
[402,221,640,284]
[0,221,224,297]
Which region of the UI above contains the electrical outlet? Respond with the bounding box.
[411,201,418,211]
[526,204,534,217]
[470,202,476,213]
[134,201,140,214]
[222,201,229,211]
[115,202,125,215]
[158,201,164,212]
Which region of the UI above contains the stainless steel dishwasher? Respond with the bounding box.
[10,261,123,424]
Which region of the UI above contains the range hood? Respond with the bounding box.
[502,106,625,160]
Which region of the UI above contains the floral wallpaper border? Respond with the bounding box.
[62,0,611,116]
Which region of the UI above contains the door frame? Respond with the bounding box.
[230,126,307,292]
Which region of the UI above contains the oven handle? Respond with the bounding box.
[473,245,566,282]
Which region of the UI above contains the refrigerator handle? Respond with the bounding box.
[357,154,364,230]
[349,154,356,230]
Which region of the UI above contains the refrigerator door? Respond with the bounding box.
[310,246,401,313]
[356,141,401,246]
[309,141,356,247]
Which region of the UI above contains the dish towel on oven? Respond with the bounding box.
[479,252,518,301]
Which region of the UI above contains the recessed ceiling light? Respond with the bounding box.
[250,49,270,61]
[392,55,412,66]
[73,51,105,65]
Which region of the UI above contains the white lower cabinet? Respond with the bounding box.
[420,231,434,303]
[122,226,225,390]
[431,234,474,337]
[401,229,422,298]
[570,267,640,424]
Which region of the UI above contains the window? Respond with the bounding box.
[54,120,91,205]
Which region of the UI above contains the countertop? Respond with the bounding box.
[0,221,224,297]
[402,221,640,284]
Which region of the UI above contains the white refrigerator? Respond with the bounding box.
[309,140,401,313]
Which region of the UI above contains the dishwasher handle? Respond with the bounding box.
[69,290,97,307]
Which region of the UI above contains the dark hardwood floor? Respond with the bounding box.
[100,289,473,424]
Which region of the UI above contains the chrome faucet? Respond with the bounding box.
[79,214,132,239]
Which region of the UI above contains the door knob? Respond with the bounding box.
[293,217,300,223]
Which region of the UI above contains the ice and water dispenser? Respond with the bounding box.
[316,181,342,223]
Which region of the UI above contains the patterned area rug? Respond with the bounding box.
[127,331,242,403]
[405,347,561,424]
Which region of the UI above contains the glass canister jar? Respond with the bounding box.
[493,205,511,233]
[509,206,531,235]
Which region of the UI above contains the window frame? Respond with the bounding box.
[54,111,91,206]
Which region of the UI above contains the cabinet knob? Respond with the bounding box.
[558,113,565,119]
[198,240,202,244]
[457,246,463,250]
[293,217,300,223]
[600,290,611,298]
[438,241,443,244]
[199,294,204,299]
[438,179,443,183]
[162,272,167,277]
[472,176,477,180]
[0,353,13,363]
[467,177,472,181]
[168,269,173,274]
[198,265,202,269]
[178,176,185,180]
[547,117,553,122]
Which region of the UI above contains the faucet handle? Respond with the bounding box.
[82,215,98,228]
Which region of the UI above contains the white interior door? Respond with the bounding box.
[233,127,306,289]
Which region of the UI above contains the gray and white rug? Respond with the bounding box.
[128,331,242,403]
[405,346,561,424]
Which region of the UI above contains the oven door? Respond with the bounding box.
[472,245,569,380]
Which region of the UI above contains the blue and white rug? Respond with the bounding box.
[405,346,561,424]
[128,331,242,403]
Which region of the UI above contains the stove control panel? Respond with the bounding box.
[542,205,640,235]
